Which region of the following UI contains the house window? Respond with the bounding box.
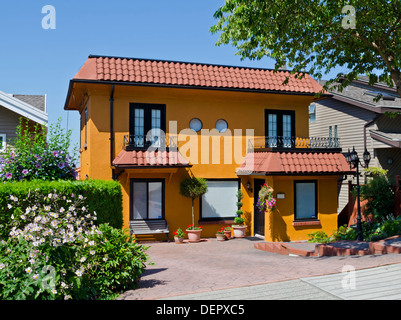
[329,125,339,147]
[131,179,164,220]
[309,104,316,123]
[200,179,240,220]
[129,103,166,148]
[294,180,318,220]
[189,118,202,132]
[265,109,295,148]
[0,134,6,152]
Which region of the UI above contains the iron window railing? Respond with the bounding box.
[123,134,178,150]
[248,136,340,151]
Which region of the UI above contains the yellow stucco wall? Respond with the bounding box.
[70,83,338,241]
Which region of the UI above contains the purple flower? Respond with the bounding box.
[5,172,12,180]
[58,162,65,169]
[22,169,29,175]
[52,151,59,157]
[36,163,42,169]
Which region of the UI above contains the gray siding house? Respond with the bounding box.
[0,90,48,151]
[309,77,401,214]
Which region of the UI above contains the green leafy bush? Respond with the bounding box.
[331,225,357,241]
[355,173,395,222]
[307,231,331,243]
[0,192,148,300]
[0,180,123,239]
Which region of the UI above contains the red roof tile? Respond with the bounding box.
[112,149,191,168]
[73,55,325,94]
[237,151,354,175]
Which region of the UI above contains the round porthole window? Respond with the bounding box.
[215,119,228,133]
[189,118,202,132]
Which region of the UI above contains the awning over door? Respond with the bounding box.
[236,151,355,176]
[112,149,191,169]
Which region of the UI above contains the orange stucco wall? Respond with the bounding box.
[71,83,338,241]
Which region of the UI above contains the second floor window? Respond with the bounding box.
[265,109,295,148]
[129,103,166,148]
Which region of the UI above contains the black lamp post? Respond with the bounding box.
[345,147,371,241]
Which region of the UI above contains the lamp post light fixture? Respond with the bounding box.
[345,147,371,241]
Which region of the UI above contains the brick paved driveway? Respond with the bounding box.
[118,237,401,300]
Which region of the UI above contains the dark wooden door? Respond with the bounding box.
[254,179,266,235]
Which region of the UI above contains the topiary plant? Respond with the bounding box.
[179,176,208,230]
[234,189,245,225]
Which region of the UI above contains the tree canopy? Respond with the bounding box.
[211,0,401,96]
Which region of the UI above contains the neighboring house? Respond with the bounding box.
[309,77,401,215]
[64,55,353,242]
[0,90,48,151]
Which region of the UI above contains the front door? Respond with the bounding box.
[254,179,266,236]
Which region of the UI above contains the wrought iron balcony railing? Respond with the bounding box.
[248,136,340,151]
[123,134,177,150]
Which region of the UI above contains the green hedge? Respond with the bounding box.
[0,180,123,239]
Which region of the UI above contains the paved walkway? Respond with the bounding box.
[119,237,401,300]
[163,263,401,300]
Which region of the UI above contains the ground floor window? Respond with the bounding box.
[200,179,239,220]
[0,134,6,152]
[131,179,164,220]
[294,180,318,220]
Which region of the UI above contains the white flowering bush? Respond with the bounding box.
[0,192,149,300]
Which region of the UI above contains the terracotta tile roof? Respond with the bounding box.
[112,149,191,168]
[73,55,325,94]
[237,151,354,175]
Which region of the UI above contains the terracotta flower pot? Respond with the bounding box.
[224,230,232,240]
[174,236,184,244]
[232,225,247,238]
[186,229,202,243]
[216,233,226,241]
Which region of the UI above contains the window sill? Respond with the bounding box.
[198,219,236,225]
[293,220,321,227]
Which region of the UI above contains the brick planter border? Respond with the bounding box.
[254,235,401,257]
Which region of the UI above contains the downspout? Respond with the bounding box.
[364,114,380,155]
[110,85,115,180]
[363,114,380,183]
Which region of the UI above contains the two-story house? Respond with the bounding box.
[309,77,401,217]
[0,90,48,151]
[64,55,353,242]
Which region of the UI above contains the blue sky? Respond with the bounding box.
[0,0,347,155]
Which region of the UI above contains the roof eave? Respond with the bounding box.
[65,78,325,99]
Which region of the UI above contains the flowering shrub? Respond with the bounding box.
[0,118,77,182]
[0,180,123,239]
[173,228,185,238]
[0,192,149,300]
[257,183,277,213]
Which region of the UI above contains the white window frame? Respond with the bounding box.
[200,179,239,220]
[0,134,6,152]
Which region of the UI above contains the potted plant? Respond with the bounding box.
[173,228,185,244]
[223,225,232,240]
[180,176,208,243]
[257,183,277,213]
[216,228,226,241]
[232,189,247,238]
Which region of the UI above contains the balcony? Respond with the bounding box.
[248,136,341,152]
[123,134,177,151]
